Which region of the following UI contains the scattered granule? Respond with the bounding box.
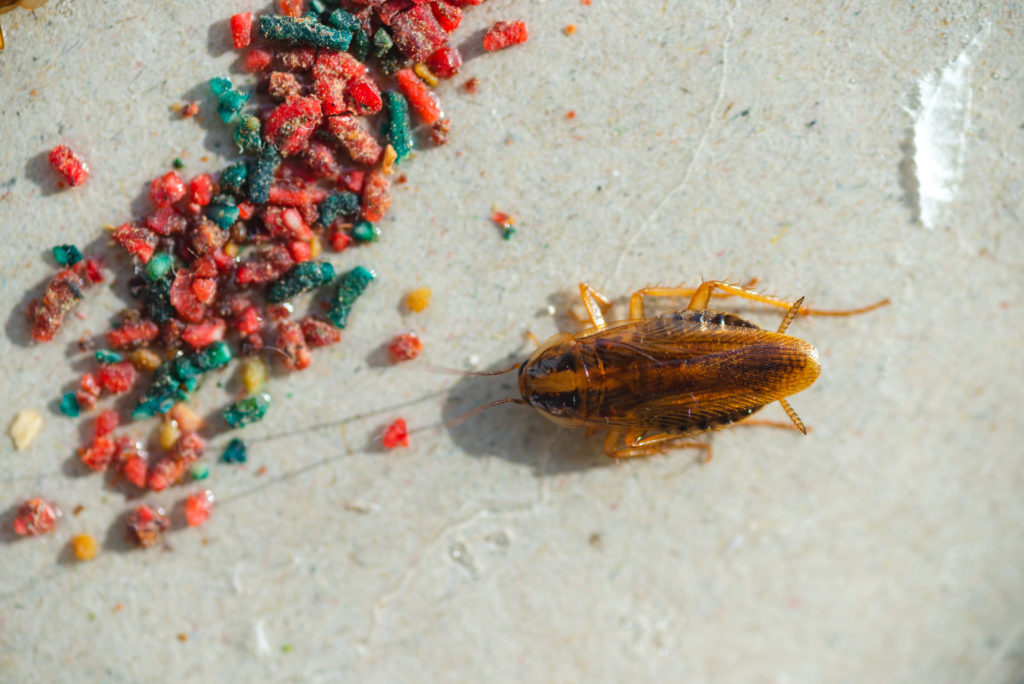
[9,409,43,450]
[71,533,98,560]
[405,287,432,313]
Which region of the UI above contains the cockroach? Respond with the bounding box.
[466,280,889,460]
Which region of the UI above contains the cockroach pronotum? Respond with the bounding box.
[463,279,889,461]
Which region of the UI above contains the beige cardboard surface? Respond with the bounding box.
[1,2,1022,682]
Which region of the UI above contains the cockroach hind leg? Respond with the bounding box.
[777,398,807,434]
[578,282,612,328]
[776,297,805,334]
[604,429,712,462]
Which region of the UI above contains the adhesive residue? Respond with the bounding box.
[908,26,988,229]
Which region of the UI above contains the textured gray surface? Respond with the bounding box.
[1,1,1023,682]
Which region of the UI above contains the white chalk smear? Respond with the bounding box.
[911,26,989,229]
[256,618,271,657]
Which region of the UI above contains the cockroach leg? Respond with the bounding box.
[777,398,807,434]
[734,417,808,433]
[578,282,613,328]
[683,280,889,317]
[776,297,804,334]
[627,278,760,319]
[604,429,712,461]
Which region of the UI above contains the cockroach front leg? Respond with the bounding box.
[604,429,712,462]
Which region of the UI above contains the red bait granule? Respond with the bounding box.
[12,499,61,536]
[340,169,365,193]
[230,12,253,49]
[326,115,383,167]
[426,46,463,78]
[430,117,451,146]
[149,171,187,207]
[182,317,226,349]
[278,0,303,17]
[48,145,89,187]
[312,49,365,82]
[126,504,169,548]
[263,96,323,156]
[345,75,384,116]
[236,245,294,286]
[79,436,116,471]
[113,223,159,263]
[96,361,137,394]
[76,372,101,411]
[119,447,149,489]
[278,46,316,71]
[234,305,263,336]
[181,101,200,118]
[170,269,209,322]
[388,332,423,361]
[361,170,391,222]
[483,20,529,52]
[243,48,274,73]
[107,319,159,349]
[382,418,410,449]
[301,141,341,181]
[268,71,300,101]
[148,432,206,492]
[29,266,86,342]
[83,257,104,284]
[184,490,215,527]
[313,77,348,115]
[431,1,462,32]
[189,173,214,206]
[395,68,442,125]
[94,409,120,438]
[391,5,448,62]
[300,316,341,347]
[263,205,313,241]
[275,319,311,370]
[145,206,187,235]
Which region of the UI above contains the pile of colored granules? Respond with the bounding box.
[17,3,530,549]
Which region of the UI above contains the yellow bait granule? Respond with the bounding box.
[130,348,162,371]
[71,533,98,560]
[157,420,181,450]
[9,409,43,450]
[405,287,432,313]
[240,356,268,394]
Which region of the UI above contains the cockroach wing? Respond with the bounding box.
[576,311,819,433]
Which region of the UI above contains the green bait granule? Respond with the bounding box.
[384,91,413,161]
[220,438,248,464]
[94,349,123,365]
[248,144,280,204]
[257,15,352,51]
[266,261,336,303]
[352,221,379,243]
[223,394,271,428]
[327,265,375,329]
[145,252,174,281]
[318,191,360,227]
[52,244,83,266]
[234,115,264,155]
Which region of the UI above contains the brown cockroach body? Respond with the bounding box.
[508,280,888,459]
